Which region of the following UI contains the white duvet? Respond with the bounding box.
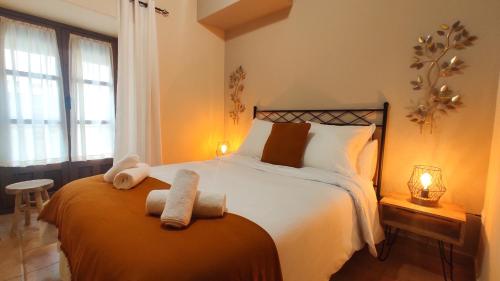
[150,154,384,281]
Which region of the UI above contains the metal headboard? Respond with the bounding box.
[253,102,389,200]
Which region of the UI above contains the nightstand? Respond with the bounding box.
[378,193,466,281]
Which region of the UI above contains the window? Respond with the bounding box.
[0,14,117,167]
[0,17,68,166]
[69,35,115,161]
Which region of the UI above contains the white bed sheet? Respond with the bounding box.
[149,155,382,281]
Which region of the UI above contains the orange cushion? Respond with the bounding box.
[261,123,311,168]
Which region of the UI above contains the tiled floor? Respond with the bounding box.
[0,213,475,281]
[0,214,60,281]
[332,234,476,281]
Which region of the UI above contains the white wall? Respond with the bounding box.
[224,0,500,214]
[156,0,225,163]
[479,74,500,280]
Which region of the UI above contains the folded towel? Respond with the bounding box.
[103,154,140,183]
[161,169,199,228]
[193,190,227,218]
[113,163,150,190]
[146,190,226,218]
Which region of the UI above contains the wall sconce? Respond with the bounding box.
[216,141,230,158]
[407,165,446,207]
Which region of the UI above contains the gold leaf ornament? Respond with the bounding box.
[228,66,247,125]
[407,21,476,133]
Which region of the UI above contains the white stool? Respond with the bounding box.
[5,179,54,235]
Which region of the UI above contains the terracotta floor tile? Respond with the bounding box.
[2,276,23,281]
[0,215,14,240]
[25,263,60,281]
[0,233,20,249]
[1,214,43,241]
[0,242,23,281]
[331,236,475,281]
[23,243,59,273]
[0,213,56,253]
[395,264,442,281]
[21,226,47,252]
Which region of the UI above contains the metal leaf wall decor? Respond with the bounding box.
[407,20,477,133]
[229,66,246,125]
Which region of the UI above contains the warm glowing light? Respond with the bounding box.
[420,172,432,190]
[216,141,230,157]
[220,143,228,155]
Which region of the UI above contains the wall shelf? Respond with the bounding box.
[198,0,292,31]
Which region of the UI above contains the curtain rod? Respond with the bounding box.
[130,0,170,16]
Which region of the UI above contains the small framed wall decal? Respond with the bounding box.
[407,20,477,133]
[229,66,246,125]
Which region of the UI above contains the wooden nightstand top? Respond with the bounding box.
[380,193,466,222]
[380,193,466,246]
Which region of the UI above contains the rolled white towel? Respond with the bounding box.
[103,154,140,183]
[146,190,226,218]
[161,169,199,228]
[113,163,150,190]
[193,190,227,218]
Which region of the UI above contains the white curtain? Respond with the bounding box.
[0,17,68,167]
[69,35,115,161]
[115,0,162,165]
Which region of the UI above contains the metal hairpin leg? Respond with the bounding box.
[438,241,454,281]
[378,225,399,261]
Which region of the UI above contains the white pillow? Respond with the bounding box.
[303,122,375,175]
[237,119,273,158]
[357,140,378,180]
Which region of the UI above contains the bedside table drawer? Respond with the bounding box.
[381,205,464,245]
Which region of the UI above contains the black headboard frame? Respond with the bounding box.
[253,102,389,200]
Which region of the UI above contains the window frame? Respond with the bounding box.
[0,7,118,163]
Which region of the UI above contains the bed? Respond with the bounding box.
[40,103,390,281]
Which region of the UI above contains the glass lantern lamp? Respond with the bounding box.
[407,165,446,207]
[216,141,230,158]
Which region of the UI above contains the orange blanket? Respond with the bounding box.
[39,175,282,281]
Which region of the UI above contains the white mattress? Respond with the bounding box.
[150,155,382,281]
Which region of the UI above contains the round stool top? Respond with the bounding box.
[5,179,54,195]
